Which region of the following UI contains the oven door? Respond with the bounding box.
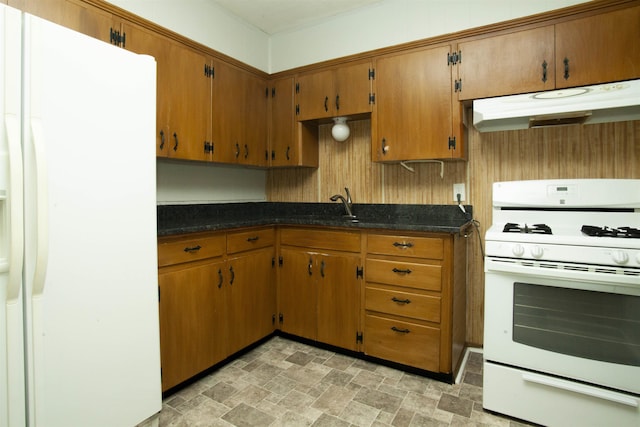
[484,256,640,395]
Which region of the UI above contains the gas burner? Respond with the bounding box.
[503,223,553,234]
[581,225,640,238]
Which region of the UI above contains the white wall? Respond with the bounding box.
[156,159,266,204]
[269,0,589,72]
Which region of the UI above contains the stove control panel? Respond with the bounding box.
[486,241,640,269]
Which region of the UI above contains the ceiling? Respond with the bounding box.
[210,0,384,35]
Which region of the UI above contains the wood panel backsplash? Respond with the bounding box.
[267,118,640,346]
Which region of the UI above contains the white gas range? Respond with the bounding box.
[483,179,640,427]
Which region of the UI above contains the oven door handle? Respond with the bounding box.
[485,258,640,290]
[522,372,639,408]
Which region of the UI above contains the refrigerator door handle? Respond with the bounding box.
[5,114,24,302]
[30,118,49,297]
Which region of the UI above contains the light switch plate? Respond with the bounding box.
[453,183,466,202]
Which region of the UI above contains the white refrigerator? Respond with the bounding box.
[1,4,162,426]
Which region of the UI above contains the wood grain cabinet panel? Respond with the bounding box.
[555,5,640,87]
[372,45,463,162]
[457,26,556,100]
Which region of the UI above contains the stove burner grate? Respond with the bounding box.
[581,225,640,238]
[503,223,553,234]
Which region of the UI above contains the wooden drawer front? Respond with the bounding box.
[365,314,440,372]
[365,285,440,323]
[158,234,225,267]
[227,227,274,254]
[280,228,361,252]
[366,259,441,291]
[367,234,443,259]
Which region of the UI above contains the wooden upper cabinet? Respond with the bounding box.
[457,26,555,100]
[239,70,268,167]
[11,0,116,43]
[555,5,640,88]
[296,60,372,121]
[373,45,462,162]
[268,77,319,167]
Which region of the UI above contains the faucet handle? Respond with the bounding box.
[344,187,352,204]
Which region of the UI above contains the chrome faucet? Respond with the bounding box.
[330,187,356,218]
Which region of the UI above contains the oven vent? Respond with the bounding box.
[563,265,589,272]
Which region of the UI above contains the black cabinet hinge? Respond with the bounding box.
[272,314,276,324]
[109,28,126,48]
[356,332,363,344]
[454,79,462,92]
[279,256,283,267]
[295,105,300,115]
[369,93,375,104]
[272,257,276,267]
[271,87,276,98]
[368,68,375,80]
[279,313,284,323]
[447,50,461,66]
[265,87,269,98]
[295,82,300,93]
[204,141,214,154]
[356,266,363,279]
[448,136,457,150]
[204,64,214,78]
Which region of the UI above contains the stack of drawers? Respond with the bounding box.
[364,233,445,371]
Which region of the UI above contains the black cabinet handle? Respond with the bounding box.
[183,245,201,252]
[335,94,340,111]
[286,146,290,161]
[217,268,223,288]
[320,260,325,278]
[391,326,410,334]
[229,266,235,285]
[563,57,570,80]
[159,130,165,150]
[393,242,414,249]
[173,132,178,151]
[308,258,313,276]
[391,297,411,305]
[392,268,412,275]
[247,236,259,242]
[235,143,240,158]
[244,144,249,159]
[381,138,388,155]
[541,60,548,83]
[324,96,328,112]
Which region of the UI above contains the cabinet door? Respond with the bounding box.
[316,253,361,351]
[373,45,455,161]
[158,260,227,391]
[457,26,555,100]
[269,77,296,166]
[555,5,640,87]
[295,69,334,121]
[278,248,317,340]
[334,61,373,117]
[239,71,268,166]
[121,22,173,157]
[227,247,276,355]
[211,59,242,163]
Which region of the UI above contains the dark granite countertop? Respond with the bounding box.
[157,202,473,236]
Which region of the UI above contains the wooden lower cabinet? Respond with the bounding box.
[363,231,466,377]
[278,227,363,351]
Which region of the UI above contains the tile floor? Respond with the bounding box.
[152,336,532,426]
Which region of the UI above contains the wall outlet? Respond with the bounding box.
[453,183,466,202]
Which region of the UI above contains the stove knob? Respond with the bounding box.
[531,246,544,259]
[612,250,629,265]
[512,244,525,257]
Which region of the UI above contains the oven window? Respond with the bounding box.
[513,283,640,367]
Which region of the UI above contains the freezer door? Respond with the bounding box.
[22,13,161,427]
[1,4,27,427]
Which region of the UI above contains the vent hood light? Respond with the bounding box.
[473,79,640,132]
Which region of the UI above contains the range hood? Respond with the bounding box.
[473,79,640,132]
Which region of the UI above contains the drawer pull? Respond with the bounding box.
[393,241,413,249]
[183,245,202,252]
[392,268,412,275]
[391,297,411,305]
[246,236,259,242]
[391,326,410,334]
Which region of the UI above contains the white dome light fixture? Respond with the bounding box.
[331,117,350,142]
